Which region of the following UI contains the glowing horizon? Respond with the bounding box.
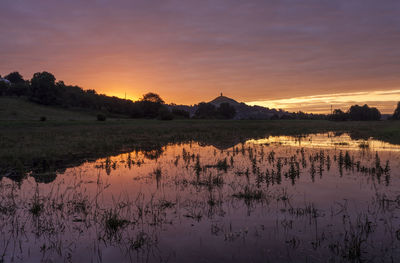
[247,89,400,114]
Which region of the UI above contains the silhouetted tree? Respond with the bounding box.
[141,92,165,104]
[9,82,29,97]
[30,72,59,105]
[132,92,165,118]
[217,103,236,119]
[0,70,178,120]
[330,109,349,121]
[348,104,381,121]
[270,113,280,120]
[392,102,400,120]
[0,81,8,96]
[194,102,217,119]
[157,107,174,120]
[280,114,295,120]
[129,103,145,118]
[4,72,25,84]
[0,69,336,121]
[0,72,29,97]
[136,101,161,118]
[172,108,190,119]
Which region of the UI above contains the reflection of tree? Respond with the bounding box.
[393,102,400,120]
[26,160,63,184]
[30,172,57,184]
[105,157,112,175]
[3,171,26,185]
[333,131,344,137]
[348,132,370,141]
[143,147,164,160]
[28,163,63,184]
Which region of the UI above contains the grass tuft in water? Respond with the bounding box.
[233,186,265,201]
[104,209,129,234]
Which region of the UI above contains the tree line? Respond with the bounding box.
[1,71,399,121]
[330,103,400,121]
[0,71,242,120]
[0,71,184,120]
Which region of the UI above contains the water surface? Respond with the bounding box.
[1,133,400,262]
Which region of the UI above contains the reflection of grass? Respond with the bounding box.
[334,142,349,146]
[29,200,43,216]
[0,139,399,261]
[192,173,224,188]
[104,209,129,234]
[358,141,369,149]
[233,186,265,201]
[1,120,400,173]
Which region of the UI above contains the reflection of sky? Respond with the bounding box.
[2,133,400,261]
[1,0,400,113]
[248,133,400,152]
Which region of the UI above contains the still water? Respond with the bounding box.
[1,133,400,262]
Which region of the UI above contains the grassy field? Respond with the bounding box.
[1,117,400,174]
[0,97,102,121]
[0,97,399,173]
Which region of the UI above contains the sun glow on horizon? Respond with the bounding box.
[105,91,139,102]
[246,89,400,114]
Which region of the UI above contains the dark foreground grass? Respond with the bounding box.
[0,119,399,173]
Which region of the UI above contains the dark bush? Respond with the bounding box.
[392,102,400,120]
[280,114,295,120]
[194,102,217,119]
[270,114,280,120]
[4,72,25,84]
[29,71,58,105]
[97,114,106,121]
[330,109,349,121]
[348,104,381,121]
[158,107,174,120]
[172,108,190,119]
[217,103,236,119]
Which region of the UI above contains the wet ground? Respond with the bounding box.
[1,133,400,262]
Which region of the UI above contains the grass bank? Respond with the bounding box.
[1,119,400,174]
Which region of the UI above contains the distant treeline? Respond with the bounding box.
[0,71,180,120]
[330,103,400,121]
[0,71,244,120]
[1,71,399,121]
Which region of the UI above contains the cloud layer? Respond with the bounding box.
[247,89,400,114]
[1,0,399,112]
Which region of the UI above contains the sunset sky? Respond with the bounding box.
[1,0,400,113]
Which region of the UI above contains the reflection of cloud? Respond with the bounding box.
[248,133,400,152]
[247,89,400,114]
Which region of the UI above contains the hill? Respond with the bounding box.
[0,97,104,121]
[209,95,242,107]
[170,95,282,120]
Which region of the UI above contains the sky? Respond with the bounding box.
[1,0,400,113]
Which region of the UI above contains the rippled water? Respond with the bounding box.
[1,133,400,262]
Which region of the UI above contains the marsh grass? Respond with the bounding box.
[29,189,43,216]
[0,134,399,262]
[193,173,224,188]
[29,201,43,216]
[233,186,266,202]
[103,209,129,234]
[2,119,400,175]
[358,141,369,149]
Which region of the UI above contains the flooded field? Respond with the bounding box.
[1,133,400,262]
